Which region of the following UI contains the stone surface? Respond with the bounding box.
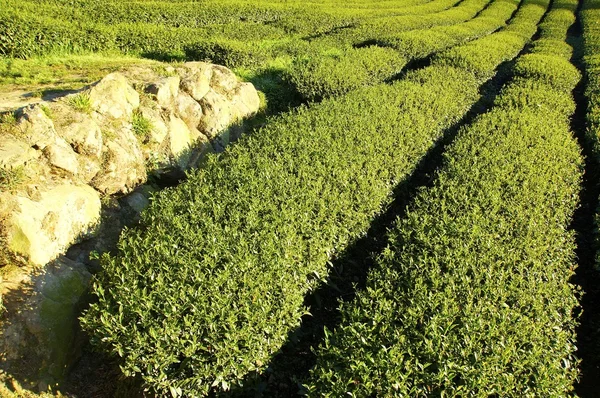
[125,192,151,214]
[179,62,212,101]
[89,73,139,120]
[91,127,146,195]
[58,114,103,158]
[0,135,39,169]
[43,143,79,175]
[167,115,193,168]
[145,76,180,110]
[0,257,91,388]
[211,65,239,95]
[1,185,101,266]
[231,82,261,121]
[175,91,203,132]
[16,105,59,150]
[139,106,168,144]
[198,90,232,139]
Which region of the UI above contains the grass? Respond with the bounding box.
[0,167,25,193]
[0,52,160,93]
[131,110,153,139]
[66,93,92,113]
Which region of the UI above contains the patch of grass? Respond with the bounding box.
[40,104,53,119]
[67,93,91,113]
[131,110,153,139]
[0,167,25,192]
[0,52,159,90]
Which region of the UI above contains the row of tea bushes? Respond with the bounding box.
[287,0,518,101]
[306,0,582,395]
[80,0,547,396]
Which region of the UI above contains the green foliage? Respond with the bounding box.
[513,54,581,92]
[82,64,482,396]
[287,46,405,101]
[307,1,582,394]
[67,93,92,113]
[285,0,519,101]
[131,110,153,139]
[0,166,25,192]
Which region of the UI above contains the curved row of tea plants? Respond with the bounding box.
[288,0,519,101]
[80,1,546,396]
[311,0,484,47]
[306,0,582,395]
[0,0,468,60]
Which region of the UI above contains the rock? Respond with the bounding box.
[179,62,212,101]
[0,257,91,388]
[145,76,180,110]
[16,105,59,150]
[0,135,39,168]
[77,156,102,183]
[1,184,101,266]
[89,73,139,120]
[174,91,203,132]
[43,143,79,175]
[231,82,261,121]
[91,127,146,195]
[198,90,232,139]
[58,114,103,158]
[125,192,150,214]
[210,65,239,95]
[139,106,168,144]
[167,115,193,169]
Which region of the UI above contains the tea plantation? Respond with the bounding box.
[2,0,600,396]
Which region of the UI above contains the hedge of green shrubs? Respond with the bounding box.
[306,0,583,395]
[286,0,517,101]
[80,0,551,396]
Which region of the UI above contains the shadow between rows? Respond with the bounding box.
[222,59,515,398]
[567,2,600,396]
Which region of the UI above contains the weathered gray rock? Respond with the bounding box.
[58,114,103,158]
[91,127,146,195]
[0,257,91,388]
[179,62,212,101]
[16,105,59,150]
[138,106,168,144]
[43,142,79,175]
[125,192,150,214]
[231,83,261,121]
[198,90,232,139]
[0,185,101,266]
[89,73,139,120]
[167,115,193,169]
[211,65,239,95]
[145,76,180,110]
[0,135,39,168]
[175,91,203,132]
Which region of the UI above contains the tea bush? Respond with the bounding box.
[80,0,549,395]
[306,0,583,395]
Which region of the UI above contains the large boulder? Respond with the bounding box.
[0,135,39,169]
[56,113,103,158]
[145,76,180,110]
[0,184,101,266]
[91,126,146,195]
[0,257,92,389]
[178,62,212,101]
[16,105,59,150]
[89,73,139,120]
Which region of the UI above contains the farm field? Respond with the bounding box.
[1,0,600,396]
